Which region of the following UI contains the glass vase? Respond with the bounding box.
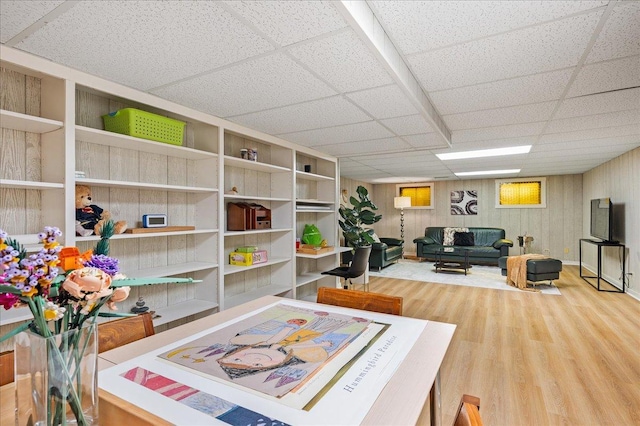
[14,322,99,425]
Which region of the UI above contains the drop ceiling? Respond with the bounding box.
[1,0,638,182]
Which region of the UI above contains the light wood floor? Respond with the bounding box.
[366,265,640,426]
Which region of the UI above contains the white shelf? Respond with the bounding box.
[224,284,291,309]
[0,306,33,326]
[224,155,291,173]
[224,257,290,275]
[296,248,347,259]
[296,272,325,287]
[0,109,63,133]
[0,179,63,190]
[224,194,291,202]
[76,126,218,160]
[76,177,217,193]
[120,262,218,279]
[224,228,293,237]
[152,300,219,327]
[296,209,334,213]
[296,199,335,205]
[296,170,335,182]
[76,228,218,242]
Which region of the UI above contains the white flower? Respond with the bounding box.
[43,301,66,321]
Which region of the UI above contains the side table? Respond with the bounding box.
[434,248,471,275]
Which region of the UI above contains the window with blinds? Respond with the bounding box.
[495,178,546,208]
[397,183,434,209]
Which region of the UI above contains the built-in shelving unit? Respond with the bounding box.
[0,46,341,334]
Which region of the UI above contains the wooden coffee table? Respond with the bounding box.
[434,248,471,275]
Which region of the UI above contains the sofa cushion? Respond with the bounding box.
[454,231,475,246]
[443,227,468,245]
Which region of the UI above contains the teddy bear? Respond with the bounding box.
[75,185,127,236]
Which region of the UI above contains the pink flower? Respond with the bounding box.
[0,293,19,310]
[62,267,112,300]
[107,286,130,310]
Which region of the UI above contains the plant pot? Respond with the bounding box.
[14,322,99,425]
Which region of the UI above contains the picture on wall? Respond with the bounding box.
[451,190,478,215]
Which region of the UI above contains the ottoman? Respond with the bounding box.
[498,256,562,283]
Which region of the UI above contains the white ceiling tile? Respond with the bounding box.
[443,101,557,130]
[278,121,392,146]
[346,85,418,119]
[545,109,640,134]
[287,30,393,92]
[408,11,602,91]
[567,55,640,98]
[586,2,640,63]
[370,1,607,54]
[402,133,449,149]
[229,96,370,134]
[380,114,435,135]
[531,138,639,153]
[555,88,640,118]
[15,1,274,90]
[318,137,411,157]
[151,53,335,118]
[0,1,64,43]
[222,0,346,46]
[354,151,440,165]
[540,124,640,144]
[452,122,547,143]
[429,69,574,114]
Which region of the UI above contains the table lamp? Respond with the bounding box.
[394,196,411,257]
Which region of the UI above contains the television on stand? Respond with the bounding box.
[590,198,616,243]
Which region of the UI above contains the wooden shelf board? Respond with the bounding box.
[0,179,63,190]
[223,257,290,275]
[76,228,218,242]
[76,126,218,160]
[224,285,291,309]
[224,155,291,173]
[0,109,63,133]
[295,170,335,182]
[224,228,293,237]
[152,300,219,327]
[76,177,217,193]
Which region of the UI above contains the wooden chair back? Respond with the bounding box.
[316,287,403,316]
[453,394,483,426]
[98,312,155,354]
[0,350,14,386]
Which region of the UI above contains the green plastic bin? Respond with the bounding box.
[102,108,185,146]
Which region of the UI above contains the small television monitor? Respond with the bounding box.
[590,198,614,242]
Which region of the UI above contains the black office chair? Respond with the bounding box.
[321,245,372,290]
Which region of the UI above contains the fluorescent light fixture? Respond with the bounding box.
[436,145,531,160]
[455,169,520,177]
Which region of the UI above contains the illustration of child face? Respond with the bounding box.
[286,318,307,326]
[219,346,286,369]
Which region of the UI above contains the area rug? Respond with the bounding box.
[369,259,561,295]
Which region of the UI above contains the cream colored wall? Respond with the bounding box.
[582,146,639,300]
[371,175,583,261]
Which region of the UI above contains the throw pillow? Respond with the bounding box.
[454,231,475,246]
[443,227,468,246]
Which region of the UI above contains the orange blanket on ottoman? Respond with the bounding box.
[506,254,547,290]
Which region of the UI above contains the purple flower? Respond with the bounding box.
[84,254,119,276]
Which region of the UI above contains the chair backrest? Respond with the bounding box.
[347,245,372,278]
[453,394,483,426]
[98,312,155,354]
[317,287,403,316]
[0,350,14,386]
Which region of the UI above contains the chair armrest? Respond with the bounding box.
[413,236,436,245]
[380,238,403,246]
[493,239,514,249]
[372,242,389,251]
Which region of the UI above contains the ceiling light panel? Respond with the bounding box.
[555,87,640,118]
[585,2,640,63]
[346,85,418,119]
[369,1,607,54]
[429,68,573,115]
[437,145,531,161]
[379,114,435,135]
[152,53,335,118]
[443,101,557,130]
[277,121,393,147]
[455,169,520,176]
[222,0,346,47]
[15,1,275,90]
[408,11,602,92]
[287,30,393,92]
[0,0,64,43]
[567,55,640,98]
[229,96,370,134]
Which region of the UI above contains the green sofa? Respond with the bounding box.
[370,238,404,271]
[413,227,512,265]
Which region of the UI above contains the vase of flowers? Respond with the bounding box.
[0,224,198,425]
